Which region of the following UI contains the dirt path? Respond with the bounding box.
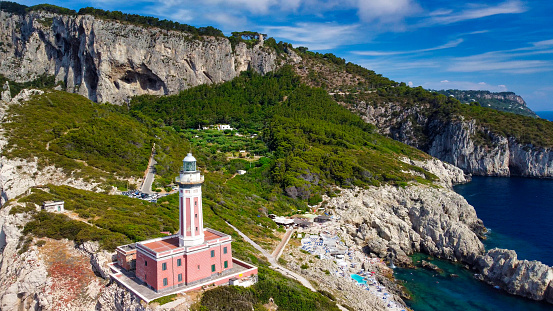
[223,173,238,184]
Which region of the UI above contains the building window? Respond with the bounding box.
[144,260,147,266]
[223,246,227,254]
[211,264,216,272]
[162,263,167,271]
[195,201,197,206]
[224,261,228,268]
[177,259,182,266]
[211,250,215,257]
[195,214,198,218]
[178,274,182,282]
[197,265,200,270]
[163,278,168,286]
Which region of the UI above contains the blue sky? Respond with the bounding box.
[11,0,553,110]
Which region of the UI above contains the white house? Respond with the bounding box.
[217,124,233,131]
[43,201,64,212]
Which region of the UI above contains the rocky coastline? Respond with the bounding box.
[323,158,553,305]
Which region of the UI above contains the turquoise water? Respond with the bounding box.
[394,176,553,311]
[536,111,553,121]
[351,273,366,285]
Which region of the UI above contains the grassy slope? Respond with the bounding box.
[3,90,189,189]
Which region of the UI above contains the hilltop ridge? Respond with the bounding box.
[434,89,537,118]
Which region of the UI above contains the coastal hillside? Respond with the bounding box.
[2,3,553,178]
[1,4,553,310]
[0,68,445,310]
[287,53,553,178]
[433,89,537,118]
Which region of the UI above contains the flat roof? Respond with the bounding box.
[140,229,227,254]
[142,237,180,253]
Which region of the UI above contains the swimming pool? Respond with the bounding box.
[351,274,366,285]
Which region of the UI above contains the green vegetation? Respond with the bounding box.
[150,294,177,305]
[77,7,223,38]
[131,67,436,202]
[3,90,189,188]
[0,74,59,98]
[195,267,340,311]
[23,210,131,251]
[337,85,553,148]
[434,89,537,118]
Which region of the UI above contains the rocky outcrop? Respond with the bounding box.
[96,283,151,311]
[78,241,115,279]
[400,157,469,188]
[475,248,553,303]
[1,82,10,102]
[351,101,553,178]
[0,204,51,311]
[328,184,486,267]
[0,10,298,104]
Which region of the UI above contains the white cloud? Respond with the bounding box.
[420,0,526,26]
[445,39,553,74]
[205,13,247,29]
[262,22,360,50]
[356,0,420,24]
[352,38,463,56]
[408,81,413,86]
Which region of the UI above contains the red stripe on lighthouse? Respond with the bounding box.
[186,198,191,236]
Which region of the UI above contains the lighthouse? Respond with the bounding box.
[115,152,258,293]
[176,153,205,246]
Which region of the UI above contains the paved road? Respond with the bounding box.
[271,228,294,260]
[225,221,316,292]
[141,145,157,194]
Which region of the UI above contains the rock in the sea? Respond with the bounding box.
[475,248,553,302]
[421,260,443,273]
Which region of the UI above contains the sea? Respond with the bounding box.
[394,176,553,311]
[536,111,553,121]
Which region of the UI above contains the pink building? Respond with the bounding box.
[116,153,257,293]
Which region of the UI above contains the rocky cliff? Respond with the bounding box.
[434,90,537,118]
[352,101,553,177]
[0,10,297,104]
[326,159,553,304]
[475,248,553,303]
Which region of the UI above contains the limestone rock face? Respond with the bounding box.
[329,184,486,266]
[78,241,115,279]
[475,248,553,302]
[0,205,50,311]
[0,11,297,104]
[350,101,553,178]
[1,82,10,102]
[96,283,151,311]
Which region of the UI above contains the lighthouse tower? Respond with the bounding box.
[176,153,205,246]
